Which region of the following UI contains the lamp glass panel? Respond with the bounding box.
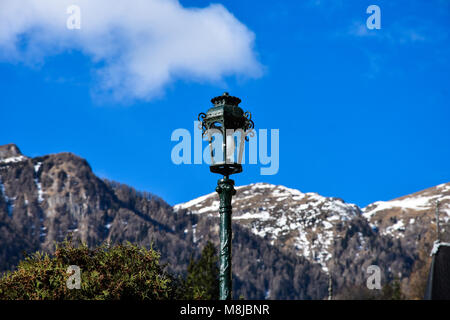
[207,128,224,165]
[225,129,246,165]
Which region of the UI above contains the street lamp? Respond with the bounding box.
[198,92,254,300]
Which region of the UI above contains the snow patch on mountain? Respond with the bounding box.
[34,162,44,203]
[0,155,28,164]
[174,192,216,211]
[384,219,406,238]
[0,177,15,216]
[363,196,439,219]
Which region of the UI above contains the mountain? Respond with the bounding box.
[175,183,363,272]
[363,183,450,241]
[1,143,448,299]
[362,183,450,295]
[0,144,190,272]
[176,182,450,296]
[0,144,327,299]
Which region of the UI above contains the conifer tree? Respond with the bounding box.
[184,241,219,300]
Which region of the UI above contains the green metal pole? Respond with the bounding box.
[216,176,236,300]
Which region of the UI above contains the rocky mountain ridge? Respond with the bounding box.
[176,182,450,295]
[0,144,326,299]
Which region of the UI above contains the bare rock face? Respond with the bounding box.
[0,143,21,158]
[0,150,116,268]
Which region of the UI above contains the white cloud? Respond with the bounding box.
[0,0,262,101]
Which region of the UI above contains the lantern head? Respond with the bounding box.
[198,92,254,176]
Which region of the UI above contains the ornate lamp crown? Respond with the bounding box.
[211,92,241,106]
[198,92,254,137]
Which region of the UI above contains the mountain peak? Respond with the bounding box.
[0,144,22,158]
[174,182,362,271]
[0,144,27,163]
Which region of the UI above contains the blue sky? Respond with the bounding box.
[1,0,449,208]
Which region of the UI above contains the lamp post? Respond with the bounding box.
[198,92,254,300]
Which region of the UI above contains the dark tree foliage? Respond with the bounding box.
[335,279,404,300]
[381,278,404,300]
[184,241,219,300]
[0,239,193,300]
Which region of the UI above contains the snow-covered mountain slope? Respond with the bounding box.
[175,182,450,276]
[175,182,362,271]
[363,183,450,240]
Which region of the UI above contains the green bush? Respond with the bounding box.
[0,239,190,300]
